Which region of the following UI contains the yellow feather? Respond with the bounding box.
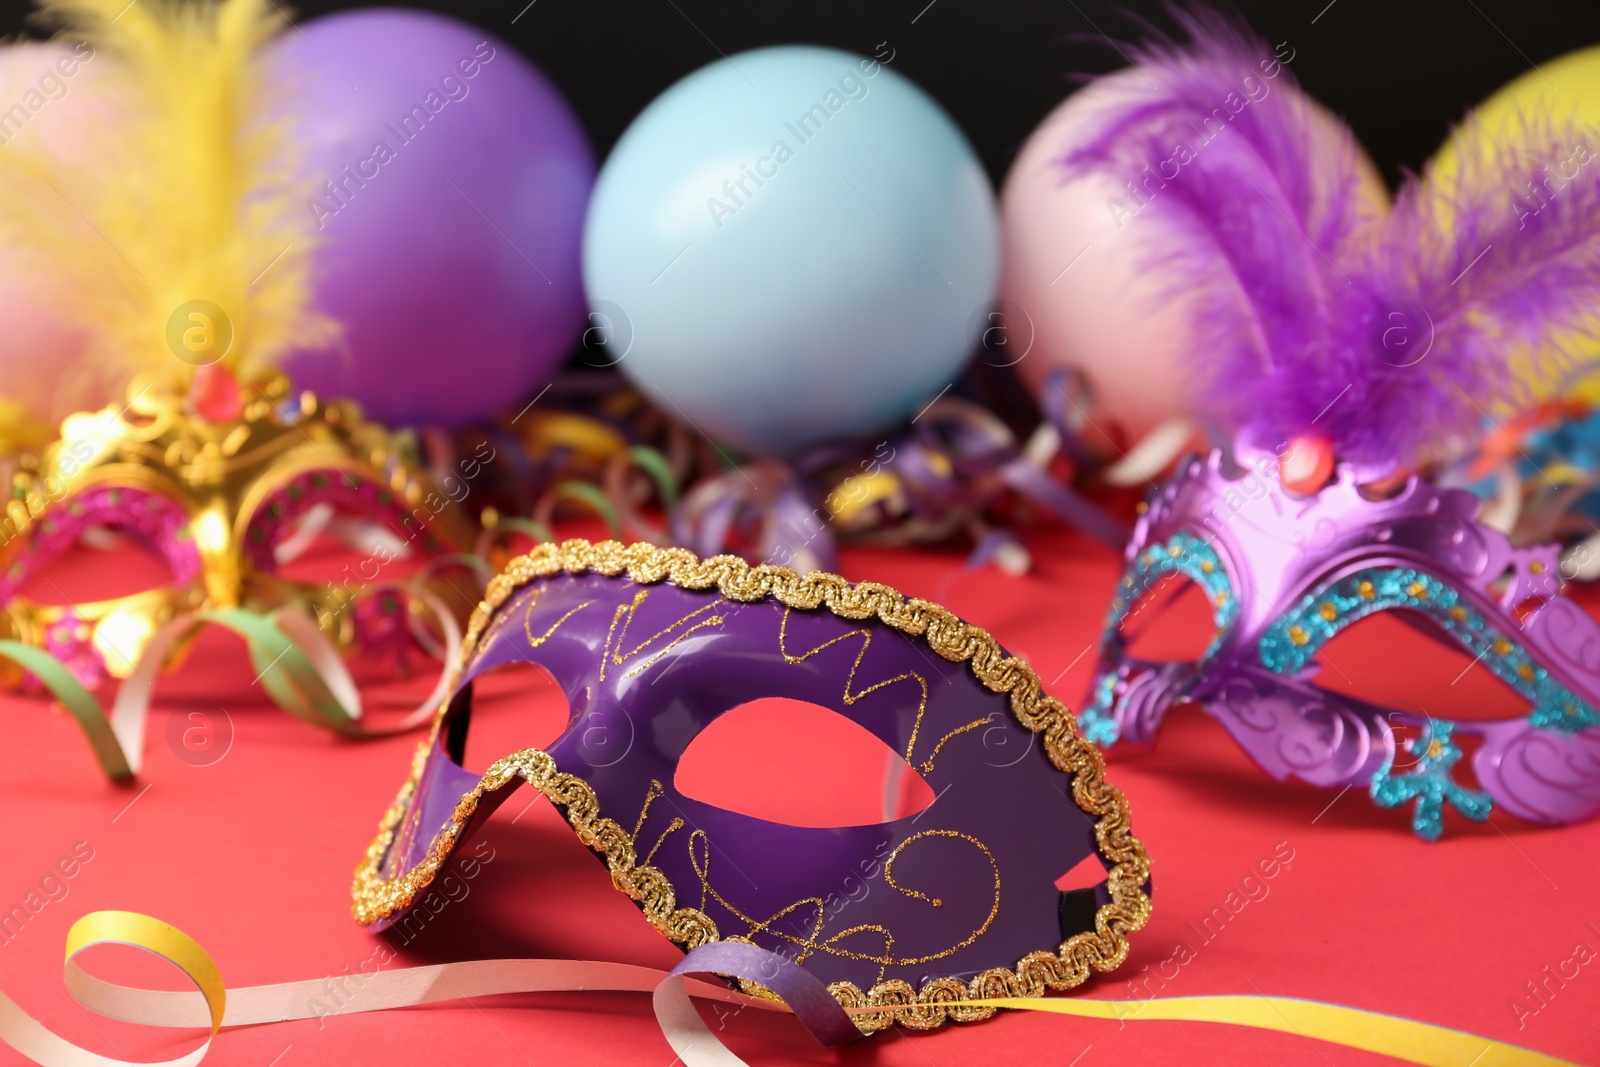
[0,0,336,394]
[0,396,54,453]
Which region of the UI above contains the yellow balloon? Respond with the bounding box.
[1431,45,1600,404]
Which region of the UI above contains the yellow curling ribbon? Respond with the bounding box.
[826,469,901,526]
[0,912,223,1067]
[64,913,226,1033]
[0,911,1579,1067]
[936,997,1579,1067]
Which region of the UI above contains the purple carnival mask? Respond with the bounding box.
[1082,447,1600,839]
[352,540,1150,1039]
[1051,17,1600,839]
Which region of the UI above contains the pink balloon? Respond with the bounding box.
[0,42,126,433]
[1000,69,1387,443]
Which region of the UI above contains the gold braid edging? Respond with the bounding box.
[351,539,1152,1033]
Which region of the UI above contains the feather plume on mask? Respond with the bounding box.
[1055,12,1600,476]
[0,0,336,402]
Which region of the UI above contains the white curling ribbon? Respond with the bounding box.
[1103,417,1197,487]
[0,580,467,780]
[0,910,779,1067]
[0,911,1581,1067]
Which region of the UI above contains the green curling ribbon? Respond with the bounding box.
[0,610,362,779]
[0,640,134,779]
[197,610,357,733]
[488,515,555,545]
[543,480,624,536]
[627,444,679,507]
[417,552,498,584]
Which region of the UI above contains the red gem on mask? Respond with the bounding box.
[1280,433,1335,495]
[191,363,244,423]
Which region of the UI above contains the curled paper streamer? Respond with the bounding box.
[880,998,1581,1067]
[1035,368,1200,488]
[0,581,462,779]
[0,911,1579,1067]
[0,911,224,1067]
[672,387,1135,576]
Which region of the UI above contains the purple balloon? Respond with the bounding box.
[268,9,593,427]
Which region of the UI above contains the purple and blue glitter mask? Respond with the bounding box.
[1058,17,1600,838]
[1081,447,1600,839]
[351,540,1151,1039]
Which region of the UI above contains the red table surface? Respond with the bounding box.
[0,524,1596,1067]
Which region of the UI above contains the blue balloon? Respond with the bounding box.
[583,46,998,456]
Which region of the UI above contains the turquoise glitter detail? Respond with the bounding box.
[1259,566,1599,733]
[1369,722,1492,841]
[1078,672,1120,746]
[1104,533,1237,658]
[1085,534,1236,746]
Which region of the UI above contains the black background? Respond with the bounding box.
[4,0,1600,190]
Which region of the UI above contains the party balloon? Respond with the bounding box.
[268,9,594,428]
[1431,44,1600,177]
[1431,45,1600,404]
[1001,68,1387,444]
[583,45,998,457]
[0,42,126,444]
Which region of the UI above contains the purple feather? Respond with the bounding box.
[1304,112,1600,468]
[1055,12,1600,472]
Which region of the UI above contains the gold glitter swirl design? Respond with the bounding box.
[676,824,996,984]
[630,779,686,868]
[778,606,988,774]
[519,587,596,649]
[351,539,1152,1034]
[600,589,727,681]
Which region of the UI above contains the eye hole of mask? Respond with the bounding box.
[675,697,937,827]
[1309,611,1530,722]
[1054,851,1108,893]
[269,503,416,583]
[452,661,572,774]
[1118,576,1223,663]
[1484,562,1556,623]
[20,528,177,603]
